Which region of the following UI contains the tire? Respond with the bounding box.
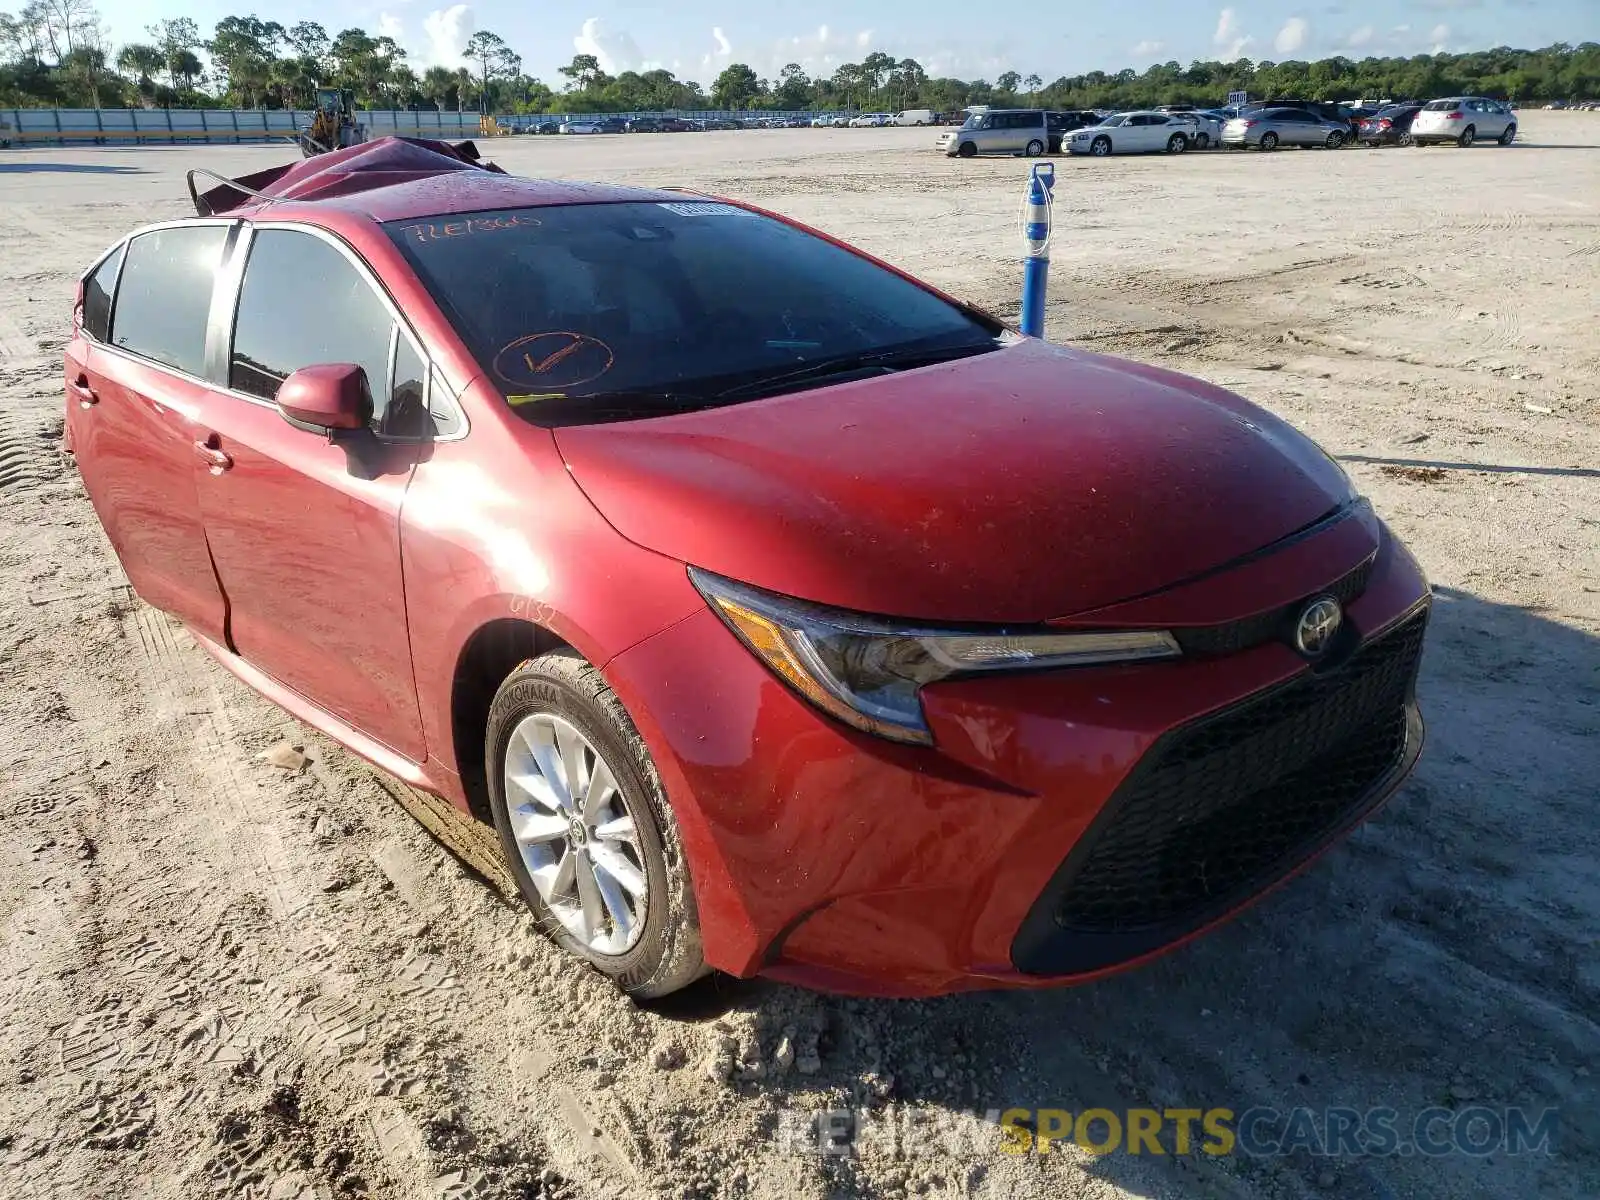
[1194,133,1210,150]
[1090,136,1111,157]
[1398,132,1414,147]
[1458,126,1475,148]
[1166,133,1188,154]
[1325,131,1345,149]
[1499,123,1516,146]
[1024,138,1045,157]
[485,651,707,998]
[1259,132,1279,151]
[957,140,976,158]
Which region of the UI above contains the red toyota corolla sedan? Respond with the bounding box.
[65,138,1429,998]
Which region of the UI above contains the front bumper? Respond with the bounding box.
[603,511,1430,997]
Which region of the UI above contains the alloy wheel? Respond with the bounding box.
[1091,137,1110,156]
[503,712,648,956]
[1260,132,1278,150]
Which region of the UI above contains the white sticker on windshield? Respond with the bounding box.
[656,201,747,217]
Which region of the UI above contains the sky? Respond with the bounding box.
[102,1,1599,89]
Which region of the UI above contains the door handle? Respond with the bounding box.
[193,435,233,474]
[68,379,98,409]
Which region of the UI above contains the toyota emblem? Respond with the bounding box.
[1294,596,1343,658]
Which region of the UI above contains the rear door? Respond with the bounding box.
[191,223,432,761]
[67,223,234,644]
[1476,100,1510,137]
[1129,115,1163,151]
[1280,111,1316,145]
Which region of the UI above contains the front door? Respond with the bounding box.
[67,225,233,645]
[192,224,429,762]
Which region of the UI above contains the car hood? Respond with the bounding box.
[554,340,1356,623]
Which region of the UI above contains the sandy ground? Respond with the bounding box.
[0,117,1596,1200]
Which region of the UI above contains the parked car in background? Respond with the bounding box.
[1168,111,1223,149]
[75,136,1431,999]
[1066,111,1196,156]
[894,109,937,126]
[1358,104,1423,146]
[938,108,1049,157]
[625,117,662,133]
[1222,108,1350,150]
[657,117,696,132]
[1410,97,1517,146]
[849,113,893,127]
[1046,110,1102,151]
[559,119,603,135]
[532,120,562,135]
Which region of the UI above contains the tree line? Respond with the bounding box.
[2,5,1596,114]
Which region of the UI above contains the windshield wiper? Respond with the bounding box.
[713,341,1000,403]
[509,390,715,424]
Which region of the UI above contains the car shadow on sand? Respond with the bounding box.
[720,586,1598,1200]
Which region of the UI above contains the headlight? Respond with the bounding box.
[690,568,1180,745]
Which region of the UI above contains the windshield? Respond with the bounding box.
[1098,114,1128,127]
[961,112,986,128]
[388,202,1001,423]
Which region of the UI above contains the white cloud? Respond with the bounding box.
[1213,8,1254,58]
[1274,17,1309,55]
[420,5,474,70]
[1430,22,1451,49]
[1346,24,1374,48]
[856,30,873,49]
[377,12,405,43]
[1131,40,1166,56]
[712,27,732,57]
[573,17,645,75]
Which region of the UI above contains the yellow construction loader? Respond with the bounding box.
[301,88,367,157]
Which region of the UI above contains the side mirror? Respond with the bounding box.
[276,364,373,436]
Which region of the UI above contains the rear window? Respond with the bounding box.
[387,202,1000,423]
[111,226,229,377]
[1423,100,1457,111]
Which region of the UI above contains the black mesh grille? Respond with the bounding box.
[1173,557,1374,658]
[1052,604,1425,934]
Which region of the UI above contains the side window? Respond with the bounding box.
[112,226,228,376]
[81,244,124,343]
[386,334,433,439]
[230,228,395,423]
[427,366,462,438]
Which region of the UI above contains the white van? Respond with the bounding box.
[894,109,936,126]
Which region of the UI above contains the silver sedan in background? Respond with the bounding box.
[1222,108,1351,150]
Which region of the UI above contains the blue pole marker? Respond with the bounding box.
[1019,161,1055,339]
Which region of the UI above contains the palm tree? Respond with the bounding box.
[422,65,456,110]
[116,42,163,96]
[1024,73,1042,100]
[170,48,202,97]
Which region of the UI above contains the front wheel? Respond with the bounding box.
[957,140,976,158]
[1499,124,1516,146]
[1398,131,1414,147]
[1024,138,1045,157]
[1166,133,1188,154]
[1090,136,1112,157]
[485,651,706,998]
[1325,131,1346,149]
[1458,126,1476,148]
[1259,132,1279,151]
